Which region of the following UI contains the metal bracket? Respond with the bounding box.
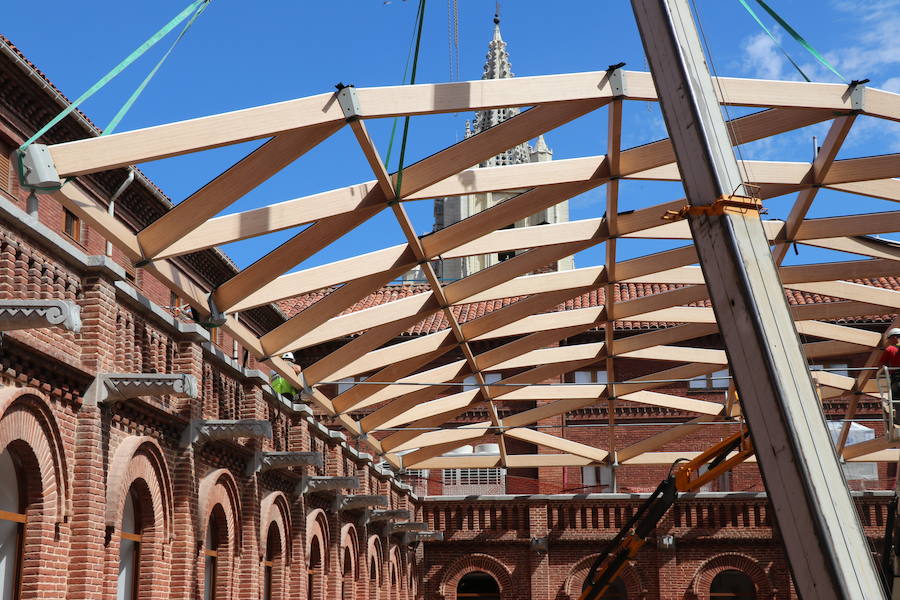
[606,62,627,97]
[0,299,81,333]
[197,293,227,329]
[18,144,61,189]
[849,80,868,113]
[297,475,359,496]
[85,373,198,406]
[662,193,764,222]
[246,451,323,476]
[335,83,361,122]
[180,419,272,448]
[333,494,388,512]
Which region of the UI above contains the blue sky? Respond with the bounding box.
[4,0,900,273]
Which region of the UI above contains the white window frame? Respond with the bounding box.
[572,370,608,384]
[688,369,729,390]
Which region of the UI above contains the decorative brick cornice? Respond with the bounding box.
[0,299,81,333]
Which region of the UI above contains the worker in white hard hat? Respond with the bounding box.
[271,352,302,398]
[880,328,900,401]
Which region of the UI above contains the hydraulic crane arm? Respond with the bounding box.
[579,430,753,600]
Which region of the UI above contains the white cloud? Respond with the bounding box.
[830,0,900,75]
[883,77,900,94]
[740,32,787,80]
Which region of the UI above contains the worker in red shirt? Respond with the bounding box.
[880,328,900,400]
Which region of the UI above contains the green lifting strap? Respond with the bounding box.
[104,0,211,136]
[736,0,810,82]
[393,0,428,201]
[737,0,847,83]
[384,0,424,171]
[19,0,210,152]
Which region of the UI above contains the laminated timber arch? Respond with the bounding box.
[45,67,900,469]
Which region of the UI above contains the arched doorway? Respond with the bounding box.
[457,571,500,600]
[710,570,757,600]
[582,577,627,599]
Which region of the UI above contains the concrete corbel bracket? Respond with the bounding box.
[387,521,428,535]
[403,531,443,545]
[334,494,388,513]
[180,419,273,448]
[530,536,549,554]
[297,475,359,496]
[366,509,411,523]
[87,373,198,405]
[247,451,322,476]
[0,299,82,333]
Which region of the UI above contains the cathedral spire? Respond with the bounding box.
[482,13,513,81]
[471,12,529,165]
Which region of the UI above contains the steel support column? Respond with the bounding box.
[630,1,884,598]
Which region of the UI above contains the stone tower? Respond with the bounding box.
[431,14,573,282]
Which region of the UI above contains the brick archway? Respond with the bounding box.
[689,553,773,599]
[0,387,70,600]
[341,523,360,598]
[0,387,68,524]
[562,554,645,599]
[198,469,241,600]
[260,492,291,600]
[105,436,173,537]
[104,436,174,599]
[306,508,329,600]
[438,553,513,599]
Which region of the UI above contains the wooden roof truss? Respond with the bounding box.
[45,69,900,469]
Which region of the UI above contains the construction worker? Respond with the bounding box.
[270,352,300,399]
[880,328,900,401]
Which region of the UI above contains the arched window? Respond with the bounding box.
[204,508,224,600]
[117,487,143,600]
[263,522,281,600]
[457,571,500,600]
[0,449,25,600]
[710,570,757,600]
[369,558,379,600]
[342,545,354,599]
[308,539,322,600]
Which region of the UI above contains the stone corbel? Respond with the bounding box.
[0,299,81,333]
[363,509,411,525]
[85,373,198,405]
[180,419,273,448]
[333,494,388,513]
[387,521,428,535]
[297,475,359,496]
[403,531,443,545]
[246,451,322,476]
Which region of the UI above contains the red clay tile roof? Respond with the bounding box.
[278,278,899,338]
